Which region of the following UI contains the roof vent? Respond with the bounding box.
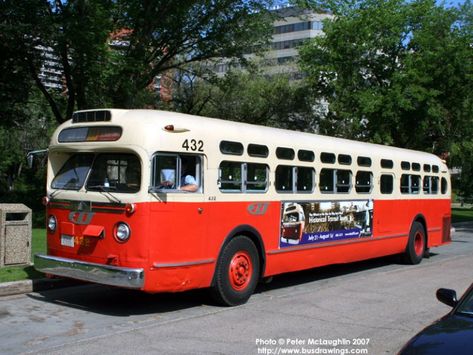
[72,110,111,123]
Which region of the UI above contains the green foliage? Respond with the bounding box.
[0,1,39,127]
[2,0,275,123]
[0,91,55,225]
[165,68,316,131]
[300,0,473,153]
[451,208,473,224]
[299,0,473,196]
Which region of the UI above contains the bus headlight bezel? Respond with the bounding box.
[114,222,131,243]
[47,215,57,233]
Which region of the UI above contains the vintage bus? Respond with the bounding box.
[34,109,451,306]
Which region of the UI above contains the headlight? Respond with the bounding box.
[114,222,131,242]
[47,215,57,232]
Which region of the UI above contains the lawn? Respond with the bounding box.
[0,229,46,283]
[451,207,473,224]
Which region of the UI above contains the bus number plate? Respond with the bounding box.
[61,235,74,248]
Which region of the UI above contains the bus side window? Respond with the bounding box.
[320,169,351,193]
[400,174,420,194]
[441,177,448,194]
[276,166,314,193]
[355,171,373,193]
[219,161,242,191]
[153,155,178,189]
[319,169,334,193]
[152,154,201,192]
[411,175,420,194]
[423,176,431,194]
[423,176,439,194]
[297,167,315,192]
[336,170,351,193]
[432,176,439,194]
[246,163,268,192]
[400,174,410,194]
[219,161,268,193]
[276,165,293,192]
[380,174,393,194]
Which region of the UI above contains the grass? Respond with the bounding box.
[451,207,473,224]
[0,229,46,283]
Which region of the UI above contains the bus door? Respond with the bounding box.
[149,153,207,262]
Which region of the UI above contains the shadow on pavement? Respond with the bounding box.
[27,284,211,317]
[26,251,442,317]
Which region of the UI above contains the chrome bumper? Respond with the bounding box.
[34,254,144,289]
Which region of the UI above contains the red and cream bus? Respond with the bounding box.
[34,109,451,306]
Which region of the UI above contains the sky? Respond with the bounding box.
[439,0,469,7]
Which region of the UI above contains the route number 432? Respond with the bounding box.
[182,139,204,152]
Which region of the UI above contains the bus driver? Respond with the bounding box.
[160,156,198,192]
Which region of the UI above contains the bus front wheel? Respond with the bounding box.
[403,221,426,265]
[211,235,260,306]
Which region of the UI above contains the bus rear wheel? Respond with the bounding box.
[403,221,426,265]
[211,236,260,306]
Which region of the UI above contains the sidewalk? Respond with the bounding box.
[0,277,80,297]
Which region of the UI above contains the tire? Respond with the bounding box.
[211,236,260,306]
[402,221,426,265]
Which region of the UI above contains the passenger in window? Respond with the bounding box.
[180,157,199,192]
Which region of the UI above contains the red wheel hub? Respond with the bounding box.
[414,232,424,256]
[228,251,253,291]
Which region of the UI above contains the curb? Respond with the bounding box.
[0,278,80,297]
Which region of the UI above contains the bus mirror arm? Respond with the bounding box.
[26,149,48,169]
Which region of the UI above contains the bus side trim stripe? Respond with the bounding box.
[153,259,215,268]
[267,233,408,255]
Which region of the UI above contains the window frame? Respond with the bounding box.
[276,165,315,193]
[380,174,394,194]
[219,161,269,193]
[319,168,352,194]
[150,153,203,193]
[355,171,373,194]
[400,174,421,194]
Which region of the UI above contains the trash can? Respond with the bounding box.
[0,204,32,267]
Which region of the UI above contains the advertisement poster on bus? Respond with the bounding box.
[279,200,374,248]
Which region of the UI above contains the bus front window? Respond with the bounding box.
[86,154,141,193]
[51,153,141,193]
[51,154,94,190]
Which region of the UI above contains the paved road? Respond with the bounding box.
[1,224,472,355]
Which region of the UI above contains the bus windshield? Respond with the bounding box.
[51,153,141,193]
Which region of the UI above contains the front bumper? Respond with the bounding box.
[34,254,144,289]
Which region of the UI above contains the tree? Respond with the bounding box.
[299,0,473,156]
[2,0,275,124]
[163,68,316,131]
[0,0,41,127]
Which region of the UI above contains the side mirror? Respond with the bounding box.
[27,153,34,169]
[26,149,47,169]
[436,288,458,308]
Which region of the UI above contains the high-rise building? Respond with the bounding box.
[36,45,64,91]
[213,7,332,78]
[267,6,332,78]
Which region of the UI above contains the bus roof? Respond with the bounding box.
[51,109,446,168]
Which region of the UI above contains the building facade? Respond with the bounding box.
[214,7,332,78]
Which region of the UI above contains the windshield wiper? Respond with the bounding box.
[87,185,121,204]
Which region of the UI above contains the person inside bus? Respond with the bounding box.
[159,156,198,192]
[179,157,199,192]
